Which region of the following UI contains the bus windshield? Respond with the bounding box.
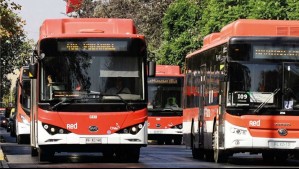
[228,62,281,108]
[39,38,146,102]
[21,79,31,115]
[228,62,299,110]
[147,77,183,111]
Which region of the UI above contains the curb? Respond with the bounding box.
[0,147,8,168]
[0,148,4,161]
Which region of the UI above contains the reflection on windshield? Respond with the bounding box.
[283,63,299,109]
[228,63,280,107]
[40,53,143,102]
[21,80,31,109]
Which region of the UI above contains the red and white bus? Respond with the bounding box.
[147,65,184,145]
[29,18,154,162]
[15,66,31,144]
[183,19,299,163]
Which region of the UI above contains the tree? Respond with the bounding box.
[158,0,202,67]
[0,0,32,103]
[248,0,288,19]
[70,0,173,60]
[200,0,250,38]
[158,0,299,67]
[286,0,299,19]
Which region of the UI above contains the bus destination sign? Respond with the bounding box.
[58,41,128,52]
[148,78,178,85]
[253,45,299,59]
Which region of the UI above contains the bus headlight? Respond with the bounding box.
[42,123,71,135]
[171,124,183,129]
[117,123,144,135]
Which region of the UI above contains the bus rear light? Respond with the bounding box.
[117,123,144,135]
[42,123,71,135]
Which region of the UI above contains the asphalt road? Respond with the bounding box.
[1,127,299,168]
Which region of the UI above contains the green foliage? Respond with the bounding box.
[158,0,201,66]
[286,0,299,19]
[0,0,32,102]
[160,0,299,68]
[248,0,288,19]
[200,0,250,38]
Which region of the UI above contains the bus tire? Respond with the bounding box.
[213,124,228,163]
[102,150,115,161]
[127,148,140,163]
[174,137,182,145]
[17,135,24,144]
[31,147,38,157]
[38,148,54,162]
[157,138,164,145]
[116,147,140,163]
[165,138,172,145]
[262,152,275,163]
[191,122,204,159]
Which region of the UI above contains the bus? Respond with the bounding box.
[29,18,155,162]
[15,66,31,144]
[183,19,299,163]
[147,65,184,145]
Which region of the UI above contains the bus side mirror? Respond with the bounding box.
[148,61,156,77]
[29,63,38,79]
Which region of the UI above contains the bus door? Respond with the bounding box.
[30,77,38,156]
[283,63,299,110]
[198,65,206,148]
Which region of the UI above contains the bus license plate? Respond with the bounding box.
[154,131,163,134]
[86,138,102,144]
[269,141,293,149]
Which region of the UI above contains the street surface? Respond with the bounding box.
[1,127,299,168]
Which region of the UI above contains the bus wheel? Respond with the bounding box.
[212,125,228,163]
[157,138,164,145]
[174,137,182,145]
[102,151,115,161]
[191,126,204,159]
[165,138,172,145]
[31,147,38,157]
[276,152,288,162]
[127,148,140,163]
[17,135,25,144]
[262,152,275,163]
[116,147,140,163]
[39,148,54,162]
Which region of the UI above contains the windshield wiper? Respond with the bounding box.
[254,88,280,113]
[50,92,104,111]
[50,98,77,111]
[104,94,135,111]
